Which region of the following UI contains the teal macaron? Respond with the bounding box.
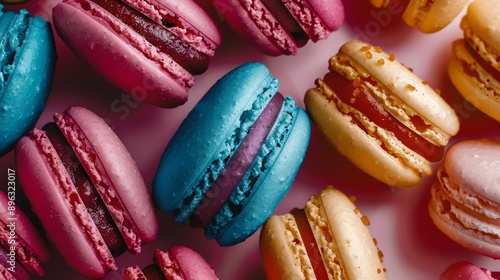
[0,6,57,156]
[153,62,311,246]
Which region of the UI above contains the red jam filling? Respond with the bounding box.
[465,40,500,83]
[142,264,167,280]
[291,209,329,280]
[90,0,209,75]
[42,122,126,257]
[323,71,443,162]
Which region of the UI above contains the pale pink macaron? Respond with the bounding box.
[429,139,500,258]
[440,262,499,280]
[212,0,344,55]
[123,246,219,279]
[15,106,158,278]
[0,191,50,280]
[52,0,221,108]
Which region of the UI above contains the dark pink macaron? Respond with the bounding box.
[15,106,158,278]
[52,0,222,108]
[0,191,50,280]
[123,246,218,280]
[212,0,344,55]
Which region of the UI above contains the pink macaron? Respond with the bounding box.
[15,106,158,278]
[440,262,499,280]
[0,191,50,280]
[212,0,344,56]
[123,246,219,280]
[52,0,222,108]
[429,139,500,258]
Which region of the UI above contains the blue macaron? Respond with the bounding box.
[0,6,57,156]
[153,62,311,246]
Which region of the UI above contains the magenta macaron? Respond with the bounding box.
[15,106,158,278]
[212,0,344,55]
[123,246,218,280]
[0,191,50,280]
[440,262,500,280]
[52,0,221,108]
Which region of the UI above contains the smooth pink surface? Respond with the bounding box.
[306,0,344,31]
[161,246,218,280]
[441,262,496,280]
[2,0,500,279]
[52,1,192,108]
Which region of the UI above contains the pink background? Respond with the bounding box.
[1,0,500,278]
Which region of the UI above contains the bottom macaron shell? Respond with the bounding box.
[53,3,190,108]
[15,137,109,278]
[305,87,421,187]
[214,108,311,246]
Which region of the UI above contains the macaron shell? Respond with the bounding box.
[211,0,297,56]
[335,40,460,139]
[62,106,158,245]
[52,1,191,108]
[308,188,386,279]
[304,87,423,187]
[163,246,218,280]
[0,11,56,155]
[448,39,500,122]
[300,0,344,33]
[120,0,221,55]
[370,0,390,8]
[15,136,109,278]
[402,0,469,33]
[153,62,277,212]
[214,108,311,246]
[440,262,496,280]
[466,0,500,55]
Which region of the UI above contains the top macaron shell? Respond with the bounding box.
[162,246,219,279]
[402,0,469,33]
[153,62,311,246]
[16,106,158,278]
[0,8,56,156]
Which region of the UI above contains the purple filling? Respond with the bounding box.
[191,93,284,228]
[0,244,30,280]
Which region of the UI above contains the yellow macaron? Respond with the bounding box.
[448,0,500,122]
[305,40,460,187]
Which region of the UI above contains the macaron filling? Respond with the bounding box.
[55,110,144,254]
[0,10,29,96]
[291,209,329,279]
[464,40,500,84]
[189,93,284,228]
[89,0,209,75]
[323,71,443,162]
[205,96,297,240]
[72,0,193,90]
[28,128,116,271]
[262,0,309,47]
[42,122,126,257]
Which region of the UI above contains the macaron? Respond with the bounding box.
[448,0,500,122]
[153,62,311,246]
[0,191,50,279]
[15,106,158,278]
[259,186,386,279]
[370,0,468,33]
[304,40,460,187]
[123,246,218,280]
[0,6,57,156]
[52,0,221,108]
[211,0,344,56]
[429,138,500,259]
[440,262,499,280]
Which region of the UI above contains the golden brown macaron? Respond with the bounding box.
[305,40,460,187]
[260,187,386,279]
[448,0,500,122]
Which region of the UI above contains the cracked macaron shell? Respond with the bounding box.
[429,139,500,259]
[0,8,56,156]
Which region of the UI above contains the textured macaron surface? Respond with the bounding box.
[430,139,500,258]
[0,7,56,155]
[440,262,496,280]
[153,62,310,246]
